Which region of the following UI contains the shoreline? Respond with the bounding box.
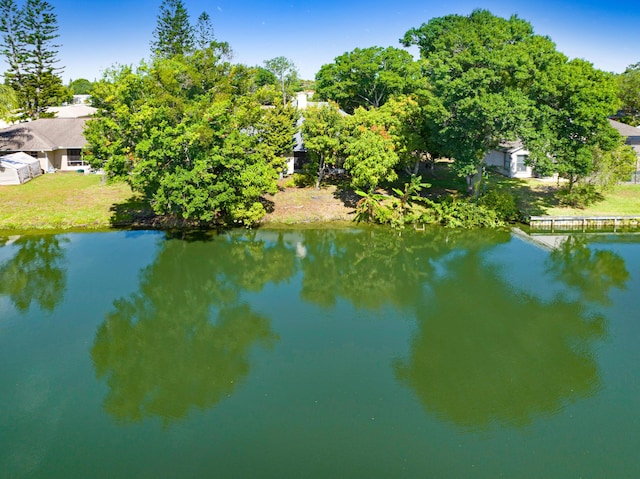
[1,175,640,234]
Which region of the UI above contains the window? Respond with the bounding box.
[67,149,84,167]
[516,154,528,172]
[503,152,510,171]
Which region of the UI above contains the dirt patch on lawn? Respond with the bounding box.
[261,185,358,224]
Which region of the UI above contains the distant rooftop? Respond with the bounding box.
[609,118,640,138]
[48,104,97,118]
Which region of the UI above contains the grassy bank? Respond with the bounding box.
[0,173,135,231]
[1,168,639,232]
[487,175,640,217]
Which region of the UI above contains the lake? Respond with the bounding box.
[1,227,639,478]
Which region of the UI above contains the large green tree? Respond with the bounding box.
[402,10,541,196]
[263,56,299,106]
[0,0,26,90]
[617,62,640,126]
[378,94,444,176]
[86,47,284,226]
[68,77,92,95]
[403,10,621,196]
[300,102,346,188]
[150,0,194,58]
[343,107,399,192]
[0,0,65,119]
[315,46,419,114]
[525,58,621,189]
[194,11,214,50]
[257,103,299,172]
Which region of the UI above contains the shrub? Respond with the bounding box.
[292,172,315,188]
[425,198,504,228]
[478,190,519,222]
[557,183,603,208]
[279,176,296,188]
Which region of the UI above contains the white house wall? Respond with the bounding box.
[484,148,534,178]
[484,149,509,175]
[36,152,52,172]
[36,150,86,172]
[509,151,534,178]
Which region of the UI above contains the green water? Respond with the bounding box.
[1,227,639,478]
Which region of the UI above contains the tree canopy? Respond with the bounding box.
[85,46,286,226]
[77,7,632,227]
[617,62,640,126]
[0,83,18,117]
[0,0,66,119]
[150,0,194,58]
[68,77,93,95]
[300,102,346,188]
[401,9,621,195]
[315,46,419,114]
[263,56,299,106]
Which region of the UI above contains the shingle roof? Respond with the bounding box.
[497,139,525,153]
[0,118,88,151]
[609,119,640,138]
[48,104,97,118]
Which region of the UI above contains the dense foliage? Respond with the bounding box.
[5,3,631,229]
[300,102,345,188]
[315,46,419,114]
[263,56,300,106]
[402,9,621,196]
[85,47,288,226]
[68,77,93,95]
[0,0,66,119]
[617,62,640,126]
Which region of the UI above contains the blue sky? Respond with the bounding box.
[10,0,640,83]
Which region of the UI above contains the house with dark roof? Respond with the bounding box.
[0,118,89,172]
[608,119,640,182]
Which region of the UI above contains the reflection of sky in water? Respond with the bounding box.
[491,233,638,308]
[0,295,14,322]
[486,235,580,303]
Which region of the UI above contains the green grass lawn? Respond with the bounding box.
[545,184,640,216]
[414,162,640,217]
[486,174,640,217]
[0,173,137,231]
[1,167,639,232]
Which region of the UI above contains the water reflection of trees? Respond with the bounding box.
[299,227,511,310]
[91,227,630,430]
[91,231,295,424]
[546,235,629,304]
[0,235,68,313]
[394,249,608,431]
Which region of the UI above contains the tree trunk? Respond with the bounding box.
[466,166,484,198]
[412,159,420,176]
[315,156,325,190]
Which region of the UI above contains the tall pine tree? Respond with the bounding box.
[0,0,64,119]
[150,0,194,58]
[194,12,214,50]
[0,0,26,90]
